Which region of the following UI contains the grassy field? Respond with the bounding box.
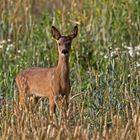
[0,0,140,139]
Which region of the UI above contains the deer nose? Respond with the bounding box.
[62,49,68,54]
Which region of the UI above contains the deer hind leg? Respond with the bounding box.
[49,96,56,115]
[15,75,28,110]
[14,76,23,114]
[33,96,40,104]
[16,76,24,103]
[61,95,69,117]
[29,96,40,107]
[65,94,70,117]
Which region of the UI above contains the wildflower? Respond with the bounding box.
[136,52,140,56]
[7,39,12,43]
[136,62,140,67]
[128,48,134,57]
[0,44,3,49]
[7,44,13,48]
[100,52,104,56]
[115,48,119,51]
[104,55,108,59]
[135,44,140,51]
[17,50,21,54]
[1,40,6,44]
[6,47,10,51]
[111,51,117,58]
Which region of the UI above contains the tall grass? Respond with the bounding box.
[0,0,140,139]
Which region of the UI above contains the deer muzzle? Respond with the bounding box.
[62,49,69,55]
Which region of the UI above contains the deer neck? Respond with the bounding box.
[56,55,70,83]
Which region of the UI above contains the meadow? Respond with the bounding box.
[0,0,140,139]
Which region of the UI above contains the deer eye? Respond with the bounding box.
[58,43,61,46]
[67,42,71,46]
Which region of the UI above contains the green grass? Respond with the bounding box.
[0,0,140,139]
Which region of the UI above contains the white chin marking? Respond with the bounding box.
[62,53,68,57]
[62,53,65,57]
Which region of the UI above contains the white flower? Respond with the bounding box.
[100,52,104,56]
[135,44,140,51]
[1,40,6,44]
[125,46,133,50]
[136,62,140,67]
[136,52,140,56]
[111,51,117,58]
[0,44,3,49]
[104,55,108,59]
[7,39,11,43]
[128,49,134,57]
[115,47,119,51]
[8,44,13,48]
[6,47,10,51]
[17,50,21,54]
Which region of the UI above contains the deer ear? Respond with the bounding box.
[51,26,61,40]
[68,25,78,39]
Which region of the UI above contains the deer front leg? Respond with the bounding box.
[19,91,25,105]
[67,97,69,110]
[64,94,70,117]
[64,94,69,110]
[49,96,56,115]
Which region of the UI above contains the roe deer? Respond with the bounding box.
[16,25,78,114]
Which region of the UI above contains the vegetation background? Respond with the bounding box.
[0,0,140,139]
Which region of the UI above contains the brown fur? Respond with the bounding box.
[16,25,78,114]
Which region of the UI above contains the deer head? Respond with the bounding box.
[51,25,78,57]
